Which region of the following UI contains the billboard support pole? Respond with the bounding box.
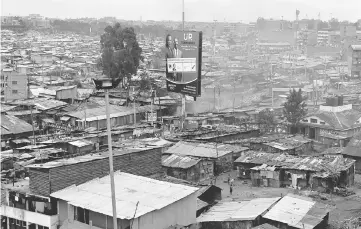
[181,0,186,130]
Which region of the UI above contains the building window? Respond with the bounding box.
[12,81,17,85]
[22,221,27,226]
[12,90,18,94]
[74,206,90,224]
[16,220,20,225]
[320,121,325,125]
[310,118,318,123]
[302,119,308,122]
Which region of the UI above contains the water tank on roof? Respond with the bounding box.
[331,97,339,107]
[338,95,344,106]
[326,96,338,107]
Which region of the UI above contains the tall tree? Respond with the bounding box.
[283,89,307,134]
[99,23,143,82]
[258,109,276,133]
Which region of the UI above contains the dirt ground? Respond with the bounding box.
[211,171,361,228]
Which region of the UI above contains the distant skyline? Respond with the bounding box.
[2,0,361,23]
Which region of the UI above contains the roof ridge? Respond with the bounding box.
[333,111,343,129]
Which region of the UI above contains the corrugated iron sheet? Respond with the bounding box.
[165,141,232,158]
[197,197,280,222]
[263,194,330,229]
[235,151,355,174]
[162,154,201,169]
[51,172,198,220]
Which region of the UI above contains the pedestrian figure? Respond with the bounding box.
[227,174,231,184]
[230,178,234,186]
[230,185,233,195]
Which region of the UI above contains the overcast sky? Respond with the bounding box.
[2,0,360,22]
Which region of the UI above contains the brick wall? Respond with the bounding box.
[29,148,162,196]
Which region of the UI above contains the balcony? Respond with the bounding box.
[1,205,59,229]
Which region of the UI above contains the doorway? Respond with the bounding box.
[309,128,316,139]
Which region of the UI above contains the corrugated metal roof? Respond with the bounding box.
[235,151,355,174]
[1,115,34,135]
[51,172,198,220]
[162,154,201,169]
[343,132,361,157]
[68,139,94,147]
[252,223,279,229]
[34,99,68,111]
[263,194,330,229]
[67,104,162,121]
[197,198,280,222]
[197,199,209,210]
[351,45,361,51]
[165,141,233,159]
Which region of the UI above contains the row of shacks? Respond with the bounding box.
[196,193,331,229]
[161,136,355,192]
[234,151,355,192]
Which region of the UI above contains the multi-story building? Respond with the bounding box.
[340,25,357,39]
[300,96,361,147]
[1,68,28,102]
[317,30,329,45]
[348,44,361,78]
[256,42,291,54]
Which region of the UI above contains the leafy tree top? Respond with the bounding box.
[99,23,143,81]
[283,89,308,126]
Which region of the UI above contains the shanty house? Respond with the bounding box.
[197,197,281,229]
[51,172,199,229]
[342,131,361,173]
[65,104,162,130]
[26,146,163,197]
[1,115,34,148]
[300,102,361,147]
[263,194,330,229]
[234,151,355,192]
[261,135,313,155]
[162,154,214,182]
[67,139,94,155]
[164,141,234,175]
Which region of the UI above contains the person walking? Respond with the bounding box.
[230,185,233,195]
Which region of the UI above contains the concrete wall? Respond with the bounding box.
[1,71,28,102]
[57,193,197,229]
[29,148,163,196]
[133,192,197,229]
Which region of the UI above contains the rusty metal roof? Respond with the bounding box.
[235,151,355,174]
[165,141,233,158]
[197,197,281,222]
[162,154,201,169]
[263,194,331,229]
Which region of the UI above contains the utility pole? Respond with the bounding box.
[27,71,36,145]
[105,88,117,229]
[133,86,136,126]
[150,87,154,127]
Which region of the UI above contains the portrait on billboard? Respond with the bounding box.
[163,30,202,97]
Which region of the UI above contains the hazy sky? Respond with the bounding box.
[2,0,360,22]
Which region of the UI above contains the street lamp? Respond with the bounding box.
[92,77,120,229]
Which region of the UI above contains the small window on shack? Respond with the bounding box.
[310,118,318,123]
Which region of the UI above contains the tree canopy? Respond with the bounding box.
[283,89,307,133]
[99,23,143,82]
[258,108,276,133]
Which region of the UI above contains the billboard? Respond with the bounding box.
[164,30,202,97]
